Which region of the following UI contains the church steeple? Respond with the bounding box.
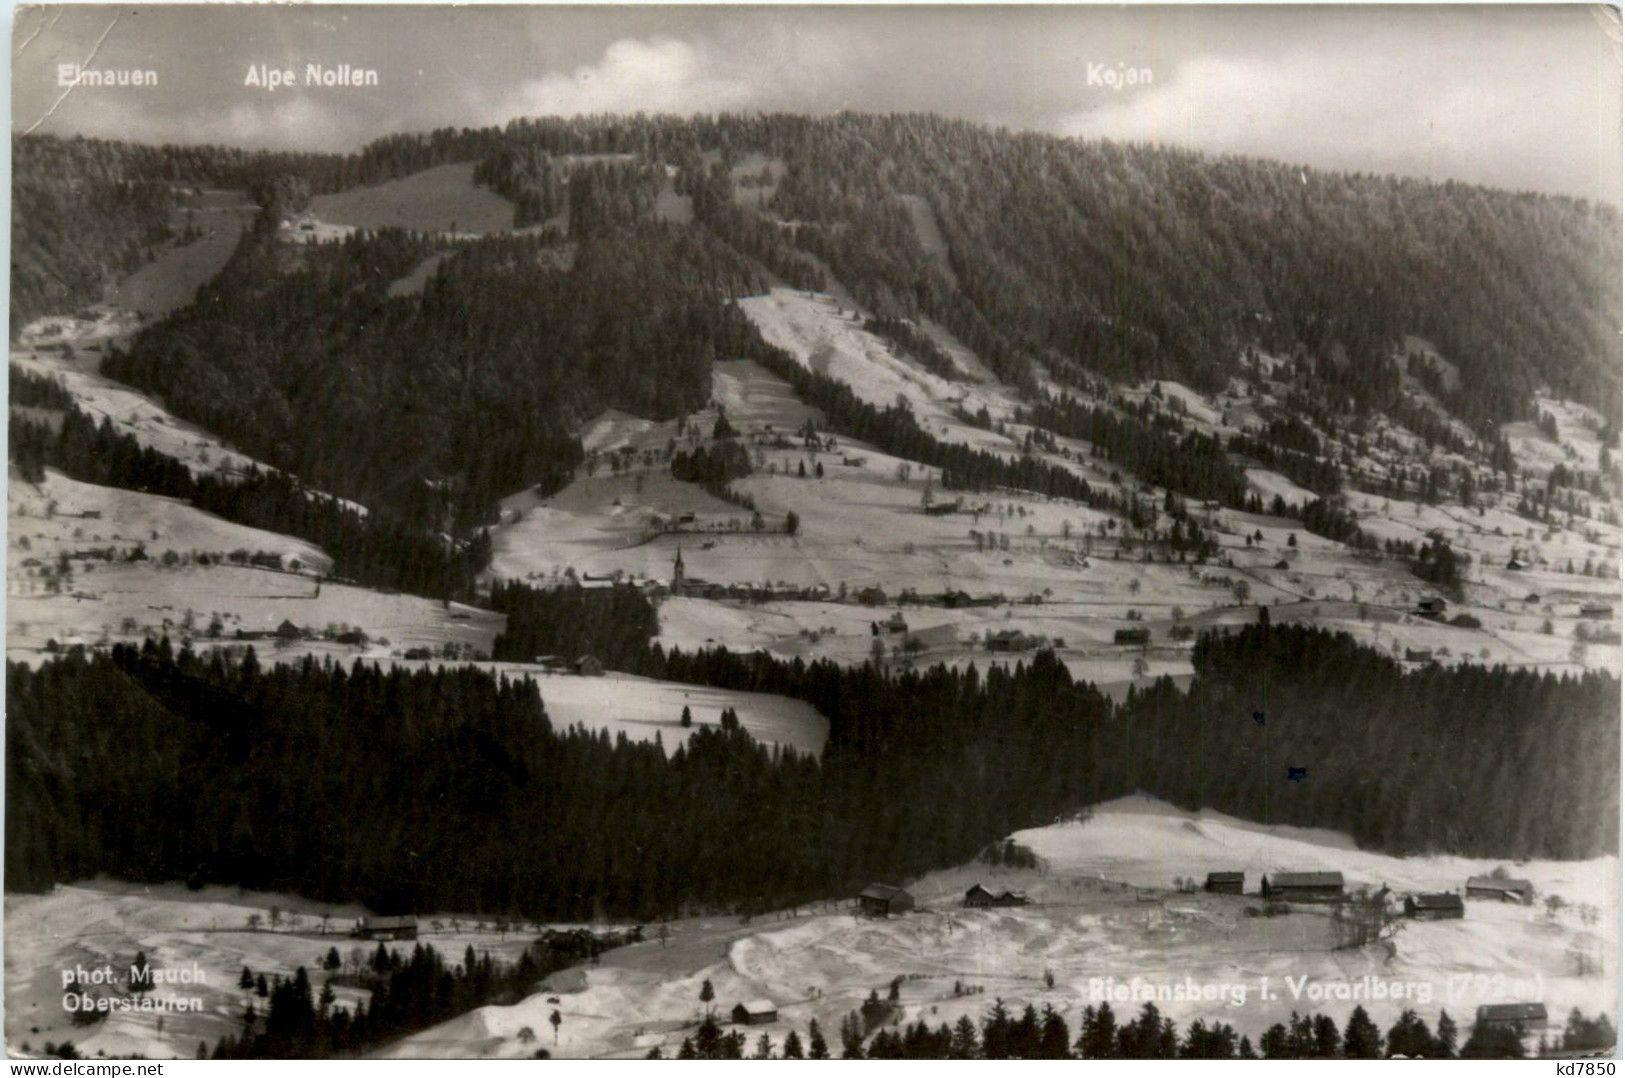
[673,545,685,594]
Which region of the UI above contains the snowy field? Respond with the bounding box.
[10,802,1611,1060]
[6,562,502,659]
[376,796,1616,1059]
[738,288,1023,452]
[371,666,827,758]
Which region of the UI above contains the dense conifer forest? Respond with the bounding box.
[206,933,629,1059]
[9,399,486,600]
[20,112,1621,429]
[654,998,1613,1060]
[10,618,1615,921]
[103,221,766,529]
[10,129,517,330]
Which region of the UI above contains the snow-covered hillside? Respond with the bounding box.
[377,796,1616,1059]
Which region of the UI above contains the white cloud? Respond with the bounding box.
[505,36,763,118]
[30,88,355,151]
[497,26,880,123]
[1061,47,1620,199]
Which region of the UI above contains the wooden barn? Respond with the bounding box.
[1113,628,1151,646]
[963,884,997,908]
[1404,893,1465,920]
[1415,597,1448,620]
[1204,872,1244,894]
[987,629,1029,652]
[1260,871,1344,903]
[858,883,915,916]
[353,915,418,941]
[1465,876,1534,904]
[732,1000,778,1026]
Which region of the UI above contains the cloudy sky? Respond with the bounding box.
[11,4,1621,201]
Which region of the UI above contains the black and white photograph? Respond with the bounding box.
[5,1,1622,1064]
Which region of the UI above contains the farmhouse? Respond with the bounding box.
[1260,871,1344,903]
[1580,602,1613,619]
[1415,597,1448,620]
[964,884,1029,908]
[1404,648,1434,663]
[1474,1003,1547,1031]
[1404,893,1465,920]
[1465,876,1534,904]
[575,655,605,677]
[884,612,909,634]
[963,884,998,908]
[858,883,914,916]
[353,915,417,941]
[731,1000,778,1026]
[1113,628,1151,646]
[275,619,304,642]
[987,629,1031,652]
[1204,872,1244,894]
[535,655,571,672]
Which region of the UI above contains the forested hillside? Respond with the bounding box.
[24,114,1619,431]
[11,138,179,328]
[104,222,768,528]
[481,113,1622,427]
[25,112,1616,552]
[10,618,1614,919]
[10,130,522,330]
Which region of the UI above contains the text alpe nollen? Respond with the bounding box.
[244,63,379,91]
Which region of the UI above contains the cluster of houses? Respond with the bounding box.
[857,870,1537,921]
[1202,870,1537,917]
[987,628,1049,652]
[962,884,1029,908]
[853,881,1031,917]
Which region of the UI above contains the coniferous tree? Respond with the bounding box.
[1343,1006,1383,1059]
